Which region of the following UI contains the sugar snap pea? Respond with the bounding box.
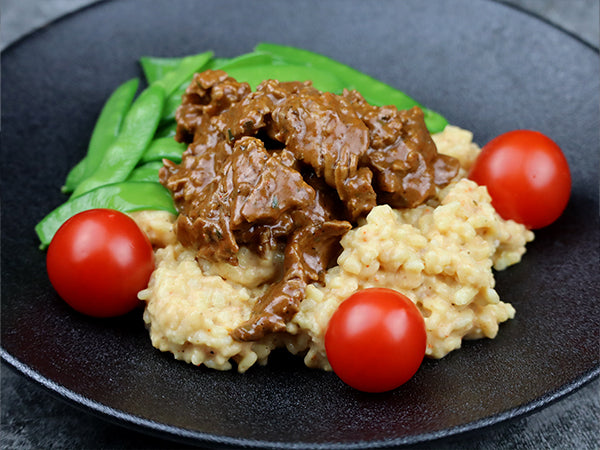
[205,57,230,69]
[152,51,213,97]
[141,137,185,164]
[147,52,213,122]
[225,63,344,92]
[140,56,183,84]
[127,161,165,183]
[254,43,447,133]
[154,120,178,138]
[62,77,139,193]
[213,52,273,70]
[62,159,86,193]
[71,84,166,198]
[161,86,187,122]
[140,51,215,88]
[36,181,176,249]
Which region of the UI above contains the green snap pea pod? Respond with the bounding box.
[127,161,165,182]
[141,137,185,164]
[141,51,220,85]
[152,51,213,97]
[152,51,213,122]
[62,78,140,193]
[225,63,345,93]
[161,86,187,122]
[140,56,183,84]
[36,181,176,249]
[154,120,178,139]
[62,159,86,193]
[71,84,166,198]
[254,43,448,133]
[213,52,274,70]
[205,57,230,68]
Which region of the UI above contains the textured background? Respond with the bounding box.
[1,0,599,449]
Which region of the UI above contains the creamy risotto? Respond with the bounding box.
[135,125,534,372]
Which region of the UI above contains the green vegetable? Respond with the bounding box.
[62,78,139,193]
[62,160,86,193]
[152,51,213,97]
[154,120,178,138]
[127,162,165,182]
[145,52,213,122]
[161,86,187,122]
[140,51,213,88]
[71,84,166,198]
[204,57,230,69]
[254,43,447,133]
[213,52,273,70]
[139,56,183,84]
[225,63,344,92]
[141,137,185,164]
[36,181,176,249]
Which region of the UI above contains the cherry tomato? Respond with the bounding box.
[324,288,426,393]
[468,130,571,229]
[46,209,154,317]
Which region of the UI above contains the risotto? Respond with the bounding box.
[135,125,534,372]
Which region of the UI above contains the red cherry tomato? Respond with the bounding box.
[324,288,426,393]
[46,209,154,317]
[468,130,571,229]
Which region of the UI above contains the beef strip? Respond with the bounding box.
[232,220,351,340]
[162,136,317,263]
[342,90,460,208]
[175,69,252,143]
[160,70,459,342]
[268,87,377,220]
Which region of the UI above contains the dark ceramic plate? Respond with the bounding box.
[1,0,598,448]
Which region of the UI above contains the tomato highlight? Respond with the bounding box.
[468,130,571,229]
[46,209,154,317]
[324,288,426,393]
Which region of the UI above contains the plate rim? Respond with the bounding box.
[3,349,598,449]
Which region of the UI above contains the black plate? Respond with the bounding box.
[1,0,598,448]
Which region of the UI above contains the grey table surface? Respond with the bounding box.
[1,0,599,449]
